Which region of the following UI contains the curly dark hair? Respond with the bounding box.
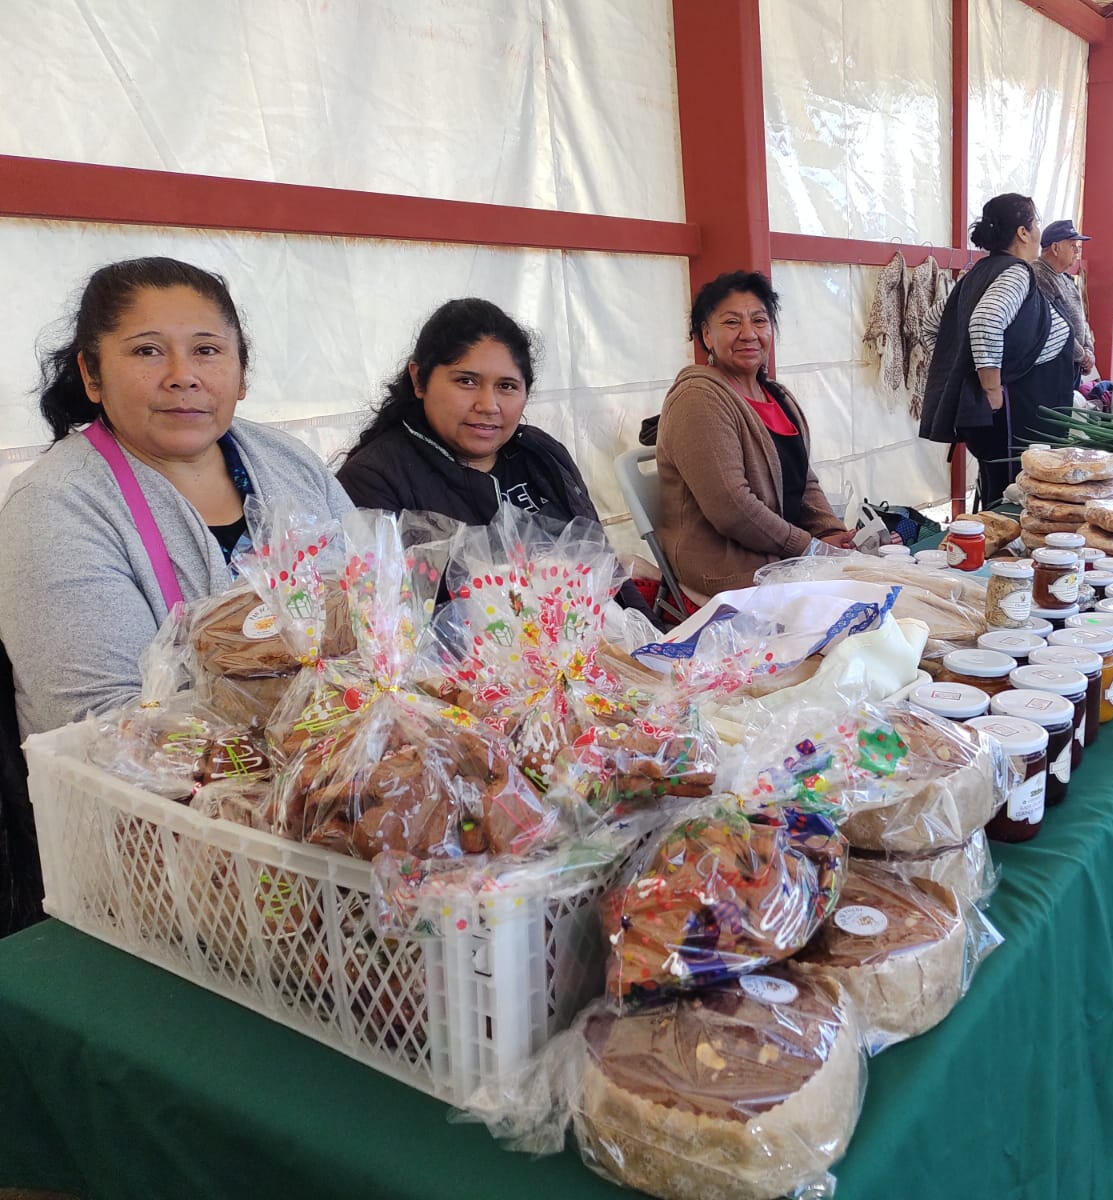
[688,270,780,354]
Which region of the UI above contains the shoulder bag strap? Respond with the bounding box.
[82,421,185,610]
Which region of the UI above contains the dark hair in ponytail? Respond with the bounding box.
[344,298,537,459]
[38,257,250,443]
[969,193,1038,255]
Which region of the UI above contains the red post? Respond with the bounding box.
[951,0,970,518]
[1082,32,1113,378]
[673,0,771,338]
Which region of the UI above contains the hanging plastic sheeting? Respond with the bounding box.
[772,260,953,519]
[968,0,1088,230]
[0,219,690,560]
[760,0,951,245]
[0,0,683,222]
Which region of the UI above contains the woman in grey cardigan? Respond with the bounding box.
[0,257,352,741]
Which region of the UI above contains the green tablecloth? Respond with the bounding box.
[2,753,1112,1200]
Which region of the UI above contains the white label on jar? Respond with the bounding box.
[834,905,889,936]
[1006,765,1045,824]
[738,976,799,1006]
[1049,572,1079,603]
[1075,716,1086,747]
[1050,740,1072,784]
[242,603,279,640]
[998,589,1033,622]
[1105,679,1113,706]
[946,541,967,567]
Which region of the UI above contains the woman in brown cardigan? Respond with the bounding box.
[656,271,854,596]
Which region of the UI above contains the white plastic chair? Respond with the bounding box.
[613,446,688,623]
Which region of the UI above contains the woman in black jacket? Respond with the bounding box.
[919,193,1074,507]
[337,298,657,620]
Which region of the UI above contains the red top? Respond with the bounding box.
[746,387,799,436]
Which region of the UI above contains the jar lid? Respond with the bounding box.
[942,649,1018,677]
[978,629,1047,655]
[1065,612,1113,630]
[1028,645,1103,674]
[1030,604,1080,620]
[878,544,912,557]
[1044,532,1086,549]
[914,550,949,567]
[965,715,1049,756]
[949,520,985,537]
[1048,626,1113,654]
[990,689,1075,726]
[1031,547,1079,566]
[1085,571,1113,588]
[1009,664,1088,697]
[1094,597,1113,614]
[1094,557,1113,574]
[909,681,989,719]
[1079,548,1104,563]
[988,559,1033,578]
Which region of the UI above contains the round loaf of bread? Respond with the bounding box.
[1024,495,1089,524]
[1021,446,1113,484]
[1020,512,1084,535]
[849,830,993,908]
[1084,500,1113,534]
[574,975,862,1200]
[1016,471,1113,502]
[838,711,999,854]
[1080,523,1113,553]
[789,864,966,1051]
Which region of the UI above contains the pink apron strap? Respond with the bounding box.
[82,421,186,610]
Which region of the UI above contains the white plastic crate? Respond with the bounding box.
[25,721,620,1105]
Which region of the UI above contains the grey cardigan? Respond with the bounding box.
[0,418,353,738]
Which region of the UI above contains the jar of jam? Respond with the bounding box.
[1084,569,1113,594]
[1065,611,1113,632]
[1008,665,1088,771]
[990,689,1075,805]
[909,681,989,720]
[966,715,1047,842]
[1078,547,1104,572]
[938,649,1018,696]
[1044,532,1086,552]
[944,520,986,571]
[987,615,1054,638]
[1031,548,1080,609]
[914,549,949,570]
[1029,645,1103,747]
[1094,557,1113,575]
[984,560,1034,627]
[977,629,1047,664]
[1048,626,1113,723]
[1094,598,1113,614]
[1029,603,1079,631]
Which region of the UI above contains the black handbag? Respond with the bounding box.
[858,499,942,546]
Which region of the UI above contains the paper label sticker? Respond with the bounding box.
[998,590,1033,622]
[738,976,799,1006]
[1049,573,1079,603]
[1006,767,1045,824]
[242,603,279,640]
[946,541,966,567]
[1050,740,1072,784]
[834,905,889,937]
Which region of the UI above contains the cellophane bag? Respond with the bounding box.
[850,829,998,910]
[603,799,847,1007]
[462,973,866,1200]
[427,505,719,815]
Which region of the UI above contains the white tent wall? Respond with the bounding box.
[760,0,1089,519]
[0,0,688,559]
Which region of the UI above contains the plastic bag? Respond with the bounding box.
[603,801,847,1006]
[851,830,998,910]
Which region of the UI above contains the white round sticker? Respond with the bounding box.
[834,905,889,937]
[738,975,799,1005]
[242,603,280,640]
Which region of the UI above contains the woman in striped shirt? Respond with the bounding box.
[919,193,1073,507]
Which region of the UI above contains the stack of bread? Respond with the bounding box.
[1016,445,1113,550]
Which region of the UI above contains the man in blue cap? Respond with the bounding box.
[1032,219,1096,389]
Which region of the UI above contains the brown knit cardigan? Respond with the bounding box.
[655,365,846,593]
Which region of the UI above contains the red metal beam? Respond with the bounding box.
[0,154,700,258]
[1015,0,1109,43]
[1082,34,1113,376]
[673,0,771,320]
[951,0,971,519]
[770,233,972,272]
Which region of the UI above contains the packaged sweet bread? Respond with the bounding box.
[603,803,847,1005]
[850,829,996,909]
[789,861,967,1051]
[572,974,864,1200]
[1020,445,1113,485]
